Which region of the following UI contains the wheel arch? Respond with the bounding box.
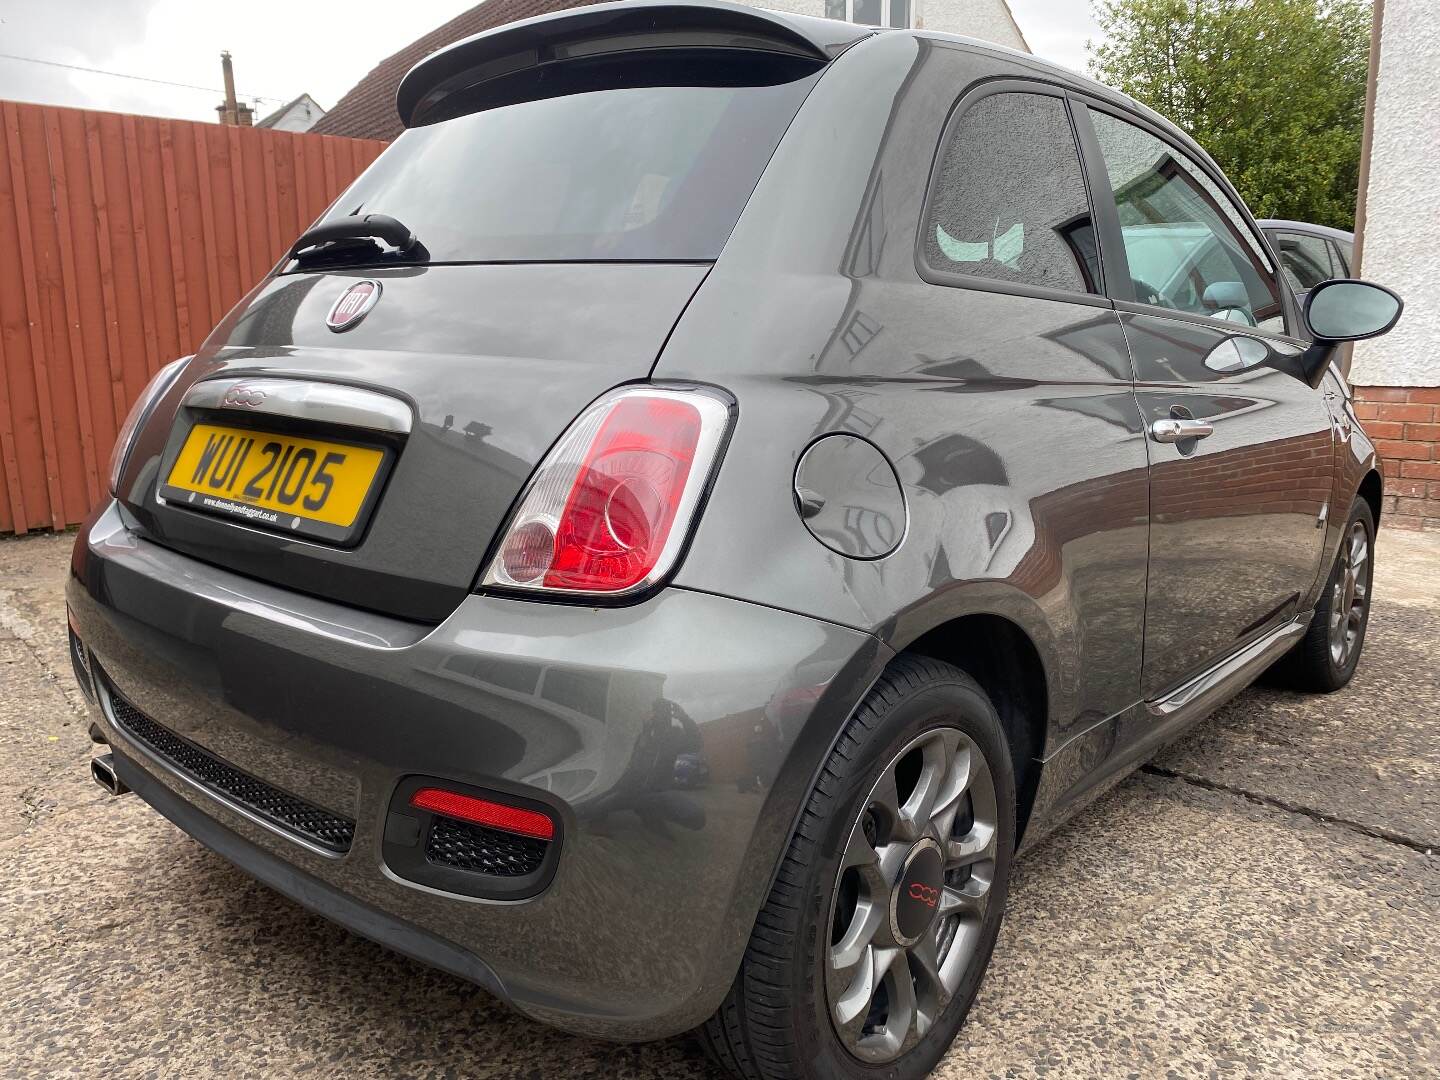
[892,612,1050,844]
[1358,468,1382,529]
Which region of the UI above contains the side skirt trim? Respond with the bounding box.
[1146,617,1307,718]
[1020,615,1309,850]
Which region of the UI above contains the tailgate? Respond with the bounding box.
[116,263,708,622]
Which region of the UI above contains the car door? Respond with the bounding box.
[1078,103,1335,699]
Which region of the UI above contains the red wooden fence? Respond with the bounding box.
[0,100,386,534]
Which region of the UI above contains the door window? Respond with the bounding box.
[1272,230,1334,292]
[1089,110,1285,333]
[922,92,1100,295]
[1332,237,1354,275]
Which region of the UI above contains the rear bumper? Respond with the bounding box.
[68,501,886,1040]
[106,744,510,999]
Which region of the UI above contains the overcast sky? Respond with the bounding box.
[0,0,1100,124]
[1008,0,1102,72]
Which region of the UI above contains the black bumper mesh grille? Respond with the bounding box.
[105,684,355,854]
[425,816,548,877]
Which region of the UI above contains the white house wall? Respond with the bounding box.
[730,0,1028,51]
[1351,0,1439,388]
[915,0,1025,49]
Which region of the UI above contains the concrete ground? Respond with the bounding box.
[1,530,1436,1080]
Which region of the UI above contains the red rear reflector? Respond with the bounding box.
[410,788,555,841]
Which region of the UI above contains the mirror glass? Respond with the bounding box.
[1214,307,1256,325]
[1204,335,1271,374]
[1202,281,1249,312]
[1307,281,1401,341]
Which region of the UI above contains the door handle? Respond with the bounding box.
[1323,391,1353,438]
[1150,418,1214,443]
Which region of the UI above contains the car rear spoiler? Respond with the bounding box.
[396,0,873,128]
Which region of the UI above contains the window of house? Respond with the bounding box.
[826,0,911,28]
[1089,110,1285,333]
[921,92,1100,295]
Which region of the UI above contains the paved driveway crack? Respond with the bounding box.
[1142,763,1435,855]
[0,587,85,719]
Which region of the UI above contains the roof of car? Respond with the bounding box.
[395,2,1194,142]
[324,0,1222,189]
[912,29,1170,126]
[396,0,875,127]
[1258,219,1356,243]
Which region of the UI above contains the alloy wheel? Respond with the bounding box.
[1328,519,1370,669]
[824,726,998,1063]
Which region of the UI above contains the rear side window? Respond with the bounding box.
[1089,110,1285,333]
[1333,237,1354,274]
[317,77,818,263]
[1273,230,1335,292]
[922,92,1100,295]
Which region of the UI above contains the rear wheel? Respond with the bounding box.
[1277,497,1375,693]
[699,655,1015,1080]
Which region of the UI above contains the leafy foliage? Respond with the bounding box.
[1089,0,1371,229]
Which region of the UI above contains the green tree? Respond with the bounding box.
[1089,0,1371,229]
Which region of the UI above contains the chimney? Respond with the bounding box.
[216,51,255,126]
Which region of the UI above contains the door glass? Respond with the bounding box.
[1273,231,1334,292]
[1333,237,1354,275]
[923,93,1100,294]
[1089,110,1286,333]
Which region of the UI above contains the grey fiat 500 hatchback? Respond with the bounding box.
[69,2,1402,1076]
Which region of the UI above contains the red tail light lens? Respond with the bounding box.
[410,788,555,841]
[108,356,191,496]
[482,387,732,597]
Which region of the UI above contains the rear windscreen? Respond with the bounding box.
[316,76,820,263]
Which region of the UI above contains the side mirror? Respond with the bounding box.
[1305,279,1403,341]
[1201,281,1257,326]
[1202,280,1249,312]
[1293,279,1404,388]
[1204,334,1271,374]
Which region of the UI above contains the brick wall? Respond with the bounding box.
[1353,386,1440,530]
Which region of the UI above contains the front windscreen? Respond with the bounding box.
[315,76,819,264]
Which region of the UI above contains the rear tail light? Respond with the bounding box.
[481,385,733,597]
[108,356,191,496]
[410,787,556,841]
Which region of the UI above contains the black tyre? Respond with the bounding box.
[1277,497,1376,693]
[700,655,1016,1080]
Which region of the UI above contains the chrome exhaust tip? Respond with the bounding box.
[90,753,129,796]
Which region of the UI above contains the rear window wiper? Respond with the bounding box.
[288,213,429,268]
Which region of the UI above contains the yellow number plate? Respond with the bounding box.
[165,423,385,533]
